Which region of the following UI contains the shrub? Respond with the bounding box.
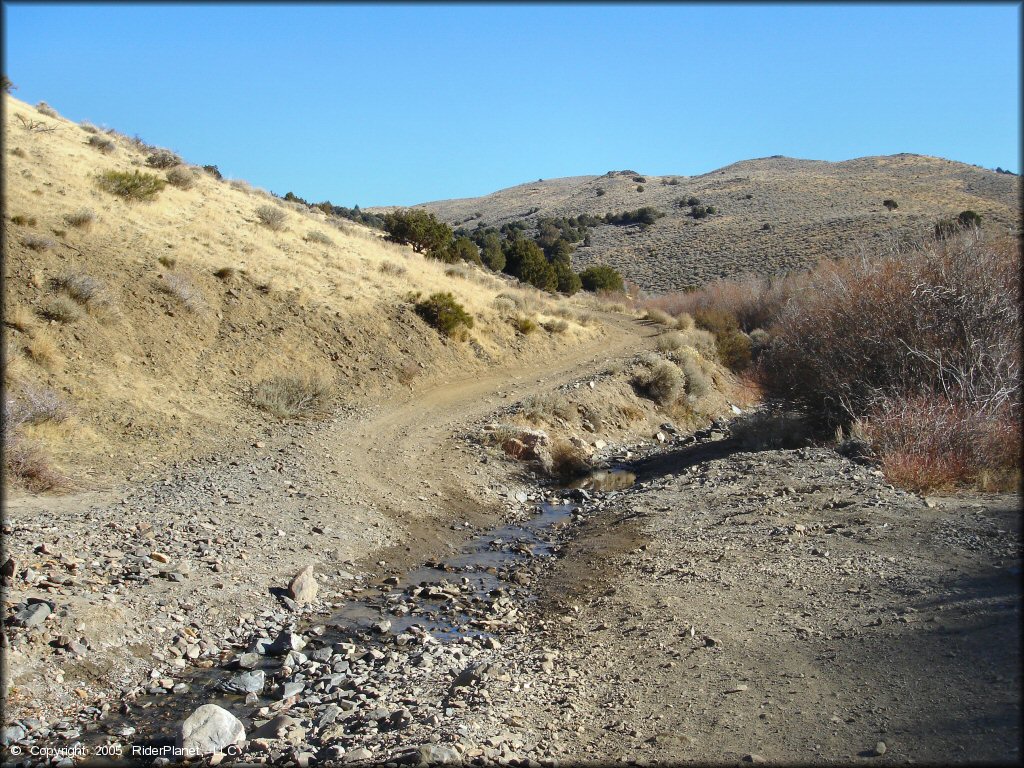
[542,318,569,333]
[86,134,115,153]
[694,307,740,335]
[213,266,238,280]
[38,296,82,323]
[63,209,96,229]
[384,209,453,259]
[678,352,711,398]
[36,101,58,117]
[3,429,66,491]
[304,230,333,246]
[453,236,482,265]
[414,292,474,338]
[632,358,685,405]
[759,229,1020,489]
[97,170,166,201]
[513,315,538,335]
[504,238,557,292]
[21,234,56,252]
[10,215,37,226]
[23,332,58,366]
[883,199,898,211]
[579,265,624,292]
[445,264,472,280]
[80,121,99,134]
[166,166,196,190]
[480,232,506,272]
[644,308,675,326]
[146,149,182,169]
[157,255,177,269]
[379,261,407,277]
[522,393,575,423]
[715,329,752,372]
[6,384,72,426]
[595,188,606,197]
[656,331,685,353]
[553,262,582,295]
[203,165,223,180]
[50,273,107,309]
[252,374,333,418]
[256,204,287,231]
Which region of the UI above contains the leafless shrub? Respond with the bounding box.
[543,318,569,333]
[50,273,108,309]
[16,114,57,133]
[256,204,287,231]
[522,393,576,424]
[21,234,56,252]
[86,134,115,153]
[252,374,333,418]
[36,101,58,117]
[155,273,206,313]
[576,311,597,326]
[6,384,72,427]
[79,121,99,134]
[3,428,67,492]
[146,149,182,169]
[63,209,96,229]
[165,166,196,190]
[379,261,407,277]
[492,296,518,316]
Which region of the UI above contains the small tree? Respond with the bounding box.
[957,210,982,229]
[480,232,505,272]
[883,199,898,211]
[453,236,482,265]
[580,265,624,292]
[504,238,557,292]
[384,209,453,259]
[553,262,582,296]
[414,292,474,338]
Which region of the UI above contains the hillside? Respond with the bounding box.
[390,155,1020,292]
[0,95,612,488]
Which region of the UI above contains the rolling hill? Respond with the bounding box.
[390,155,1020,292]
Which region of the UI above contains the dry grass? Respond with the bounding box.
[86,134,115,154]
[251,374,333,418]
[256,204,287,231]
[79,121,99,134]
[23,331,59,366]
[542,318,569,333]
[304,230,333,246]
[157,254,177,269]
[5,306,35,333]
[213,266,238,280]
[512,315,538,335]
[379,261,407,277]
[155,273,206,313]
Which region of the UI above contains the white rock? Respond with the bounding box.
[177,704,245,755]
[288,565,318,605]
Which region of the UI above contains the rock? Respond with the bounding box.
[372,619,392,634]
[594,439,607,450]
[14,601,51,628]
[742,754,765,763]
[219,670,265,695]
[725,684,749,693]
[281,682,305,699]
[874,741,887,756]
[1,557,14,586]
[514,491,529,503]
[176,704,245,755]
[288,565,318,605]
[237,652,261,670]
[2,724,27,745]
[269,630,306,656]
[655,431,667,443]
[150,552,170,564]
[417,744,460,764]
[343,746,373,763]
[251,714,299,740]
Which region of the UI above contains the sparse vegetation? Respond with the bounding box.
[166,166,196,190]
[86,134,115,153]
[256,204,287,231]
[38,295,83,323]
[252,374,333,418]
[155,273,206,313]
[549,438,592,479]
[146,149,182,169]
[213,266,238,280]
[21,234,56,252]
[379,261,407,277]
[97,170,166,202]
[632,357,685,405]
[36,101,58,117]
[304,230,333,246]
[63,209,96,229]
[512,315,538,335]
[542,318,569,333]
[413,292,474,338]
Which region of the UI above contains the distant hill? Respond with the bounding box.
[382,155,1020,292]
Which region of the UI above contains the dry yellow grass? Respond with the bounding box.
[1,94,600,485]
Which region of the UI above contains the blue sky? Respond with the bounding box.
[4,3,1020,206]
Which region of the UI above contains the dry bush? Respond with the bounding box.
[252,374,333,418]
[522,393,575,424]
[657,331,686,353]
[576,311,597,326]
[38,296,83,324]
[155,273,206,313]
[3,431,67,492]
[63,209,96,229]
[549,438,592,479]
[146,149,182,169]
[632,358,685,405]
[158,255,177,269]
[86,134,115,153]
[543,318,569,333]
[379,261,407,277]
[10,147,26,157]
[213,266,238,280]
[678,327,718,361]
[858,396,1020,492]
[677,351,711,398]
[21,234,56,252]
[166,166,196,190]
[445,264,472,280]
[228,179,252,193]
[80,121,99,134]
[675,312,695,331]
[761,229,1020,490]
[492,296,518,316]
[36,101,58,117]
[6,384,72,426]
[5,306,35,333]
[644,308,675,326]
[305,230,333,246]
[49,273,114,318]
[10,215,37,226]
[256,204,287,231]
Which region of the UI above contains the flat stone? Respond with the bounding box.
[219,670,265,695]
[14,602,51,628]
[417,744,460,764]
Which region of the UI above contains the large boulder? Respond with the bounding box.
[177,704,245,755]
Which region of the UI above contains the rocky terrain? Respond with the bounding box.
[392,156,1021,291]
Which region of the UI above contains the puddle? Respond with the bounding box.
[76,502,577,753]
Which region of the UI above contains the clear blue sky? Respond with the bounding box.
[4,3,1020,206]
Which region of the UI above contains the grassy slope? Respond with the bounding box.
[392,156,1020,291]
[1,96,604,488]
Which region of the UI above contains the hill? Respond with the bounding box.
[387,155,1020,292]
[1,95,610,488]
